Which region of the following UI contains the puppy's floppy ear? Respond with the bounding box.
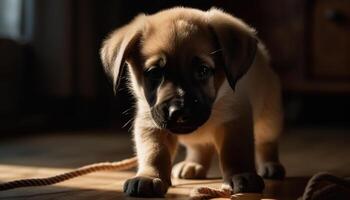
[100,14,146,93]
[207,8,258,90]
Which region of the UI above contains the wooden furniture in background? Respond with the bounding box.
[312,0,350,79]
[215,0,350,93]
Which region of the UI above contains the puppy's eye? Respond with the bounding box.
[195,64,213,80]
[144,67,164,80]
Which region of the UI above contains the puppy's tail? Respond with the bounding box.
[0,157,137,191]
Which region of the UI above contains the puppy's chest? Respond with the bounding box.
[177,97,248,145]
[177,114,231,145]
[177,125,216,145]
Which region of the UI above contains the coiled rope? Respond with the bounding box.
[299,172,350,200]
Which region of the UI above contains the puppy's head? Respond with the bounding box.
[100,7,257,134]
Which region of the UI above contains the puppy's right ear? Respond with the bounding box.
[100,14,146,93]
[207,8,257,90]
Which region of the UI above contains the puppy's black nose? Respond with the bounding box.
[168,105,189,124]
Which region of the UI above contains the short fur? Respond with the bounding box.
[101,7,285,197]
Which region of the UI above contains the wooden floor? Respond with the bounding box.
[0,127,349,200]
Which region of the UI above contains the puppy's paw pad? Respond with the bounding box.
[231,173,265,193]
[172,161,206,179]
[123,176,168,197]
[258,162,285,180]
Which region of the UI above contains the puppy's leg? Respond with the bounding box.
[214,117,264,194]
[172,143,214,179]
[124,124,177,197]
[254,116,285,180]
[253,76,285,180]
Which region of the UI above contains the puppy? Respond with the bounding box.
[100,7,285,197]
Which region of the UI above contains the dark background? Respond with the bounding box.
[1,0,349,134]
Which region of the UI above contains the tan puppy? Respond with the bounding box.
[100,7,285,197]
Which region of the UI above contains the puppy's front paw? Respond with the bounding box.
[172,161,206,179]
[258,162,285,180]
[123,176,169,197]
[230,173,265,193]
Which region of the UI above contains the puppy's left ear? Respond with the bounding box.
[207,8,258,90]
[100,14,146,93]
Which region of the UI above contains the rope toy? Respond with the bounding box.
[0,157,137,191]
[1,159,349,200]
[190,187,263,200]
[190,186,232,200]
[299,172,350,200]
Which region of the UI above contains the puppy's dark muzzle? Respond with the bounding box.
[168,104,190,124]
[151,97,212,134]
[166,105,196,133]
[165,103,211,134]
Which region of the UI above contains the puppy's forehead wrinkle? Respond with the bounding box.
[173,19,198,41]
[141,15,214,59]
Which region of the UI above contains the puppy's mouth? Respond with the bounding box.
[166,124,199,134]
[150,102,212,134]
[152,110,211,134]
